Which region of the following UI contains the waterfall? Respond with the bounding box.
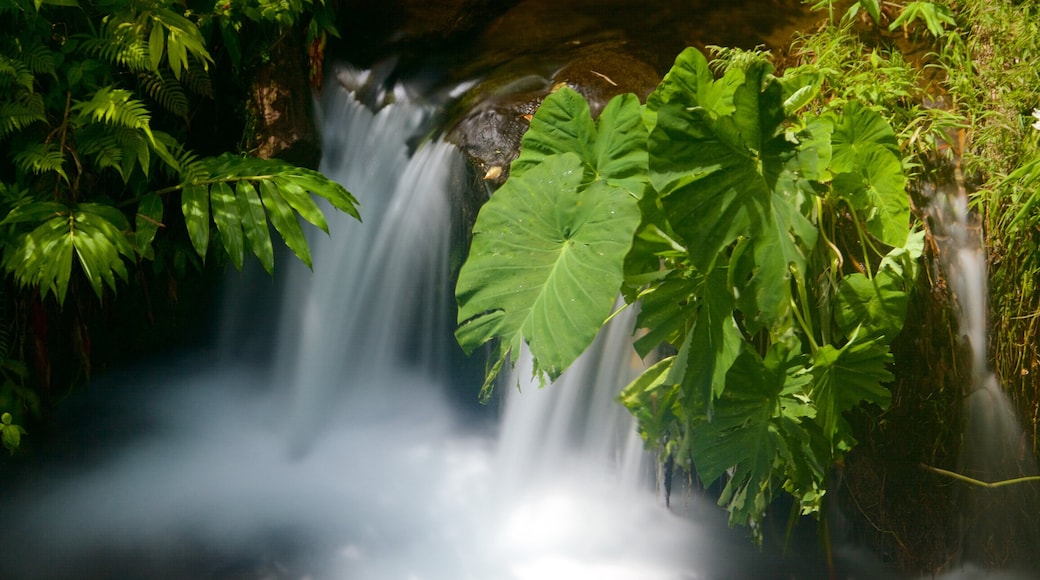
[0,68,775,580]
[928,176,1040,572]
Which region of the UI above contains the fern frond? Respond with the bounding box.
[0,97,46,139]
[181,62,212,97]
[20,41,56,78]
[0,53,34,91]
[76,123,152,182]
[78,28,150,72]
[12,142,68,182]
[137,70,188,118]
[72,86,155,143]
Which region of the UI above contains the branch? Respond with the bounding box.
[920,463,1040,489]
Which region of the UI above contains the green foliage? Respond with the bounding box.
[456,153,641,400]
[455,47,921,534]
[0,0,358,306]
[0,412,26,454]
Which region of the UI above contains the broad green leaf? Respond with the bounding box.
[752,193,817,323]
[455,153,641,396]
[832,143,909,247]
[511,88,648,195]
[180,183,210,259]
[829,103,908,246]
[73,210,132,297]
[620,357,682,445]
[1,201,65,225]
[510,88,596,181]
[134,193,163,260]
[665,267,742,412]
[777,68,823,116]
[690,347,784,525]
[211,181,244,270]
[235,181,274,274]
[646,47,740,121]
[810,337,893,447]
[833,270,908,339]
[259,178,311,268]
[830,102,899,174]
[633,270,698,357]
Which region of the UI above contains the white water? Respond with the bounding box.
[0,72,769,579]
[929,178,1040,572]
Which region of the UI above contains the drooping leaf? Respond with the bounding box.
[259,178,311,268]
[235,180,274,274]
[148,20,164,71]
[1,202,133,302]
[180,183,210,259]
[690,346,784,526]
[270,175,328,233]
[810,337,893,447]
[134,193,163,259]
[210,181,244,269]
[620,356,682,446]
[455,153,641,398]
[664,266,743,413]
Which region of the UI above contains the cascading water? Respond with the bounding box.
[928,175,1040,573]
[0,67,781,580]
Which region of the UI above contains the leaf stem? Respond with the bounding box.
[920,463,1040,488]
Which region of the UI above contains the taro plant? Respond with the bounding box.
[454,47,921,534]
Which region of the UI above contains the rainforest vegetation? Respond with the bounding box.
[0,0,357,448]
[1,0,1039,575]
[455,0,1040,568]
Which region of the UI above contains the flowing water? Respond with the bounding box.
[928,178,1040,573]
[0,69,788,580]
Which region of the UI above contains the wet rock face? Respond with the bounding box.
[445,45,660,187]
[332,0,810,190]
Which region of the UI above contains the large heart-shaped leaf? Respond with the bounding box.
[649,60,788,273]
[511,87,648,196]
[455,153,641,398]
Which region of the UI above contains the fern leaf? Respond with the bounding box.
[20,41,56,78]
[181,64,212,98]
[137,71,188,118]
[78,28,150,72]
[0,99,46,139]
[12,142,67,182]
[72,86,155,143]
[0,53,34,91]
